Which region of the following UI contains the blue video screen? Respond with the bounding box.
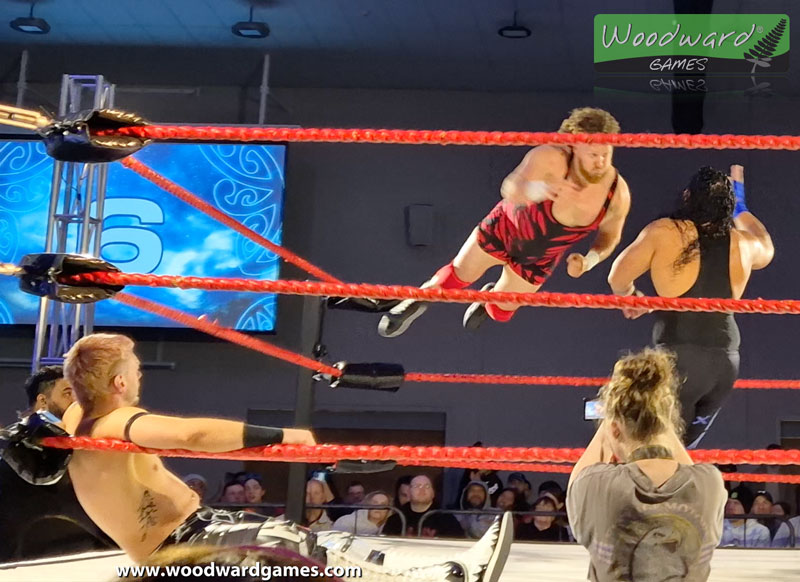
[0,140,285,331]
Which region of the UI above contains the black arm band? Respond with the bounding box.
[243,424,284,448]
[123,411,150,442]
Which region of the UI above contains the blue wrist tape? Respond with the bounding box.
[733,180,748,217]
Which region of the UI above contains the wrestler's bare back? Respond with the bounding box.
[643,220,752,299]
[62,403,199,562]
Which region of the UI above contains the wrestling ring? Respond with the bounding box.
[1,108,800,581]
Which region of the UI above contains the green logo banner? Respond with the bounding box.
[594,14,789,73]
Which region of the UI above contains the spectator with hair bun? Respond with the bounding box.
[568,348,726,581]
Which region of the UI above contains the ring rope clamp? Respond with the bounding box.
[327,362,405,392]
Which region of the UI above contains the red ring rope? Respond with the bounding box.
[403,372,800,390]
[404,460,800,484]
[109,290,800,390]
[71,271,800,315]
[36,435,800,483]
[115,293,340,377]
[102,126,800,150]
[722,472,800,485]
[39,437,800,467]
[121,157,339,284]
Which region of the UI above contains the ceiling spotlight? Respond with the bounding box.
[10,1,50,35]
[232,6,270,39]
[498,11,531,39]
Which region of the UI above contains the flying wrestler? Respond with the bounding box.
[52,333,511,581]
[379,107,631,337]
[608,165,774,447]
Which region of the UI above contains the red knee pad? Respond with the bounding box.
[485,303,516,322]
[433,262,471,290]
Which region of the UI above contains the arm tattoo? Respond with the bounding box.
[137,490,159,541]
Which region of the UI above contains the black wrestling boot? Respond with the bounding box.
[378,299,429,338]
[462,283,494,331]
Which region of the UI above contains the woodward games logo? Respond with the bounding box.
[595,14,789,73]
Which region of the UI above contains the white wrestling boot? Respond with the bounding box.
[320,513,513,582]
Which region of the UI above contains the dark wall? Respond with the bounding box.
[1,73,798,497]
[275,87,800,453]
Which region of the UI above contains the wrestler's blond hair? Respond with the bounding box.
[559,107,620,134]
[599,348,683,442]
[64,333,135,412]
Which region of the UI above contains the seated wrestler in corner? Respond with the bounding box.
[51,333,511,582]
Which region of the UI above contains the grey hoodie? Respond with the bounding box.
[567,463,726,582]
[457,480,496,539]
[332,509,383,536]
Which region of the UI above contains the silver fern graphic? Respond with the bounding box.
[744,18,787,73]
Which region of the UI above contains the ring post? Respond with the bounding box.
[284,295,326,522]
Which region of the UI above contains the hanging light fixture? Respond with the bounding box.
[232,5,270,39]
[10,1,50,35]
[498,11,531,39]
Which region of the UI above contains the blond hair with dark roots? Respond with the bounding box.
[599,348,684,443]
[558,107,621,135]
[64,333,135,413]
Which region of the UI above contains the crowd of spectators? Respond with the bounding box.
[184,467,576,540]
[172,461,800,547]
[194,467,576,541]
[187,465,800,547]
[719,483,800,548]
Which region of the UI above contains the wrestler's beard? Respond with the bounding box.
[578,164,607,184]
[48,402,67,419]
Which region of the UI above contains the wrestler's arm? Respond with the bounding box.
[735,213,774,270]
[500,146,569,204]
[730,164,774,270]
[119,408,315,452]
[588,176,631,263]
[606,219,664,295]
[567,177,632,277]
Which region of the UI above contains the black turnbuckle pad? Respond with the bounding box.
[329,361,404,392]
[0,411,73,486]
[326,297,401,313]
[18,253,124,304]
[39,109,150,163]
